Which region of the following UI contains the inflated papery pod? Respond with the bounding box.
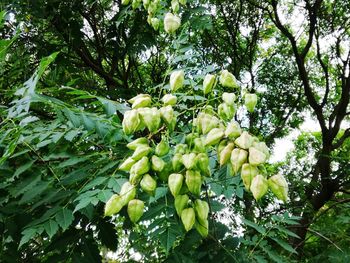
[105,68,288,238]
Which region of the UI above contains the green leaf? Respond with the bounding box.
[44,220,59,239]
[55,208,74,231]
[97,189,113,203]
[81,177,108,192]
[19,228,38,248]
[12,159,36,179]
[242,218,266,234]
[159,223,181,254]
[274,225,300,239]
[270,237,297,254]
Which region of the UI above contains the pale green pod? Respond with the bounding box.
[185,170,202,196]
[122,110,140,135]
[219,142,234,166]
[241,163,258,190]
[250,174,268,201]
[219,70,239,89]
[126,137,149,150]
[131,145,152,161]
[120,182,136,205]
[234,131,254,149]
[204,128,224,146]
[168,173,184,197]
[203,74,216,95]
[164,13,181,34]
[245,93,257,113]
[248,147,267,166]
[268,174,288,203]
[104,194,124,217]
[181,208,195,231]
[175,194,189,216]
[182,153,197,170]
[127,199,144,223]
[119,157,136,171]
[169,69,184,91]
[225,121,242,139]
[230,148,248,174]
[140,174,157,195]
[161,94,177,105]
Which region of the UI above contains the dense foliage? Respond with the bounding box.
[0,0,349,262]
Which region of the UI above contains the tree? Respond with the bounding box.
[0,0,349,262]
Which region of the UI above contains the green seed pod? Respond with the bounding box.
[122,0,131,5]
[182,153,197,170]
[219,142,234,166]
[185,170,202,196]
[248,147,267,166]
[217,139,227,158]
[268,174,288,203]
[164,13,181,34]
[202,115,220,135]
[120,182,136,205]
[222,103,236,121]
[158,162,172,182]
[127,199,144,223]
[245,93,258,113]
[130,156,150,176]
[185,133,198,147]
[194,199,209,224]
[104,194,124,217]
[195,153,210,176]
[151,155,165,172]
[168,173,184,197]
[131,145,152,161]
[128,94,151,104]
[203,74,216,95]
[160,105,174,125]
[195,219,209,237]
[222,92,236,105]
[132,96,151,109]
[139,107,161,132]
[234,131,254,149]
[250,174,268,201]
[171,0,179,13]
[230,148,248,174]
[204,128,224,146]
[140,174,157,195]
[119,157,136,171]
[132,0,142,9]
[218,103,235,121]
[170,70,184,91]
[241,163,258,190]
[225,121,242,139]
[122,110,140,135]
[129,171,142,185]
[168,116,177,132]
[155,139,170,156]
[181,208,195,231]
[147,1,158,15]
[219,70,239,89]
[174,194,189,216]
[161,94,177,106]
[193,137,205,153]
[172,153,183,172]
[252,141,270,159]
[127,137,149,150]
[175,144,188,154]
[143,0,150,8]
[151,17,160,30]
